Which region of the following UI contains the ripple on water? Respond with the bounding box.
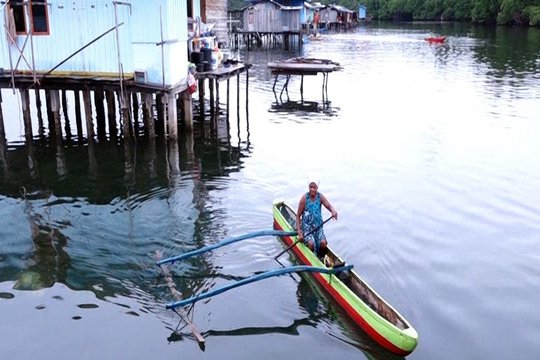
[77,303,99,309]
[0,292,15,299]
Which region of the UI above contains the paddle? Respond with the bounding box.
[274,216,333,259]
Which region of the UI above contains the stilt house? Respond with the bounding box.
[0,0,194,89]
[243,0,302,33]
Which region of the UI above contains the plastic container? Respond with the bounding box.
[201,48,212,63]
[190,51,202,64]
[211,50,219,70]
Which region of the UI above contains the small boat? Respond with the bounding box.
[425,36,446,43]
[273,200,419,356]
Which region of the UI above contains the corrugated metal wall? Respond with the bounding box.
[244,2,282,33]
[281,10,300,31]
[130,0,189,86]
[205,0,228,44]
[1,0,189,87]
[320,8,338,23]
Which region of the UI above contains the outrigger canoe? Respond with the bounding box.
[273,200,419,356]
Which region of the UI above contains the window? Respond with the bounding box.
[30,1,49,34]
[7,0,49,35]
[10,1,27,33]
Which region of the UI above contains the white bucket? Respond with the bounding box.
[211,51,219,70]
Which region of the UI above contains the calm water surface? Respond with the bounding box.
[1,23,540,360]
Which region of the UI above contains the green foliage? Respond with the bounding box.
[227,0,540,25]
[471,0,500,24]
[523,4,540,25]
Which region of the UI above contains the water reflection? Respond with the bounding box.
[0,123,251,308]
[15,189,71,290]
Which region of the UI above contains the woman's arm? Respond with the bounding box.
[296,195,306,239]
[320,193,338,220]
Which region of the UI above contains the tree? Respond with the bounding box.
[471,0,500,23]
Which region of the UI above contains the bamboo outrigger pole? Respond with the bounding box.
[156,229,297,266]
[166,264,353,309]
[153,250,205,348]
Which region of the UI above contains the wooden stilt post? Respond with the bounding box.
[45,90,54,135]
[50,90,66,176]
[198,78,205,122]
[166,92,178,139]
[226,77,230,132]
[73,90,84,144]
[94,89,107,141]
[143,93,155,139]
[120,92,133,176]
[237,72,240,128]
[215,79,220,128]
[121,93,131,141]
[20,89,33,142]
[156,94,164,137]
[105,91,117,142]
[34,89,45,140]
[0,90,5,144]
[168,137,180,175]
[209,79,215,123]
[50,90,63,145]
[245,67,249,119]
[83,90,95,143]
[181,90,193,132]
[61,90,72,142]
[132,92,139,136]
[0,90,7,177]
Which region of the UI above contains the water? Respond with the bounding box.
[1,22,540,360]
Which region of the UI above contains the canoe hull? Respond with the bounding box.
[425,36,446,43]
[273,201,418,356]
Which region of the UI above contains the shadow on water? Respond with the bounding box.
[166,273,404,360]
[295,271,406,360]
[270,99,339,117]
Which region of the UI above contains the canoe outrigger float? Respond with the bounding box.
[273,200,418,356]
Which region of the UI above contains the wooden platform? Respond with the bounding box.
[267,58,341,104]
[193,63,251,126]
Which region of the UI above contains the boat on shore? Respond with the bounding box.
[272,200,418,356]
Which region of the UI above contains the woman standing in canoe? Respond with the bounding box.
[296,179,338,255]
